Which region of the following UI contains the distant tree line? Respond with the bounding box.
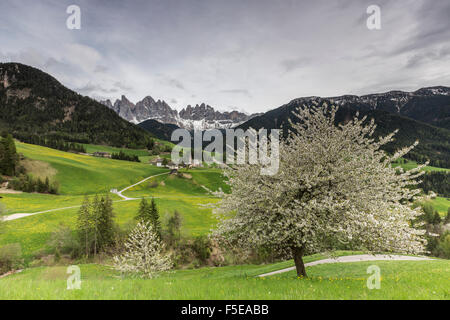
[14,133,86,153]
[408,151,450,170]
[111,151,141,163]
[416,203,450,259]
[419,171,450,197]
[148,142,173,156]
[10,174,59,194]
[0,132,18,176]
[0,131,59,194]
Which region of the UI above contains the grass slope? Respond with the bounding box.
[16,142,168,195]
[393,159,450,215]
[426,197,450,216]
[0,253,448,299]
[1,143,224,258]
[82,144,150,157]
[394,159,450,172]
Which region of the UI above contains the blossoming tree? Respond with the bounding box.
[214,103,427,277]
[113,221,172,278]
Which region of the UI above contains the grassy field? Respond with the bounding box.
[0,196,216,258]
[0,143,224,258]
[0,252,448,299]
[16,142,169,195]
[393,159,449,215]
[2,143,448,301]
[2,142,448,259]
[0,182,220,259]
[0,143,225,261]
[393,159,450,172]
[82,144,150,157]
[426,197,450,216]
[0,193,97,215]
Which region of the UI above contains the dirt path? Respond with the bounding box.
[257,254,433,277]
[0,189,22,194]
[2,172,170,222]
[0,269,23,279]
[112,172,169,200]
[2,199,133,221]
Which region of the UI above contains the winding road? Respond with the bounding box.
[257,254,433,277]
[111,172,169,200]
[2,171,170,222]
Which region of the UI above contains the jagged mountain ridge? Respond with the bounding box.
[100,96,260,130]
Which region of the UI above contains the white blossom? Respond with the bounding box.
[213,103,427,275]
[113,221,172,278]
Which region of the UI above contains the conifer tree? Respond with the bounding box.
[445,207,450,225]
[149,198,161,238]
[0,133,17,176]
[91,195,100,256]
[136,198,151,222]
[96,194,116,251]
[136,198,161,238]
[77,196,93,257]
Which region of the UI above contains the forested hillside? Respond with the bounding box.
[0,63,154,148]
[239,99,450,168]
[138,119,180,141]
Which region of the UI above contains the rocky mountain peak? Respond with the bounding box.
[140,95,156,105]
[101,96,259,129]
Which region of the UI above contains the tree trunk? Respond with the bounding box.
[292,246,307,278]
[85,230,89,258]
[94,231,97,257]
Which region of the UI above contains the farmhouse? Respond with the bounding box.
[93,152,111,158]
[151,157,164,167]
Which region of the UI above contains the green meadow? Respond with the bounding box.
[427,197,450,216]
[82,144,150,157]
[393,159,449,216]
[0,252,448,300]
[0,196,216,258]
[16,142,169,195]
[1,143,449,300]
[1,143,223,258]
[394,159,450,172]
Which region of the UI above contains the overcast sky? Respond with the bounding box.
[1,0,449,113]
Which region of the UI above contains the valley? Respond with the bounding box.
[0,138,448,300]
[0,142,222,259]
[2,0,450,307]
[0,63,448,301]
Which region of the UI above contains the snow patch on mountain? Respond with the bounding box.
[100,96,258,130]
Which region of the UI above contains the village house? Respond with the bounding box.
[93,151,112,158]
[151,157,164,167]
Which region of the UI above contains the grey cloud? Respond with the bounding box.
[220,89,251,97]
[113,82,132,92]
[405,46,450,69]
[95,65,108,73]
[76,82,118,96]
[390,1,450,56]
[280,57,310,73]
[1,0,449,113]
[167,79,185,90]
